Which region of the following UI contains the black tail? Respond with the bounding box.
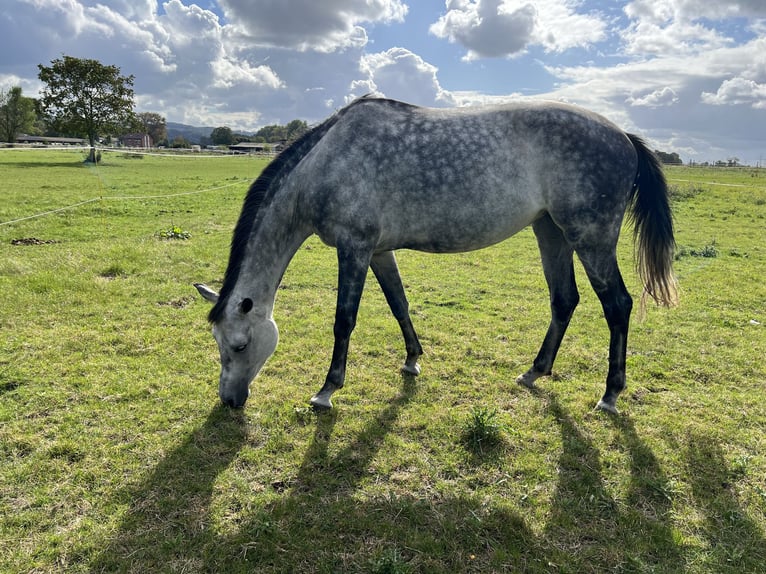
[626,133,678,307]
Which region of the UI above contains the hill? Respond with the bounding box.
[165,122,216,145]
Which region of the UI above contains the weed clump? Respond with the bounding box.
[460,406,505,454]
[157,225,191,240]
[676,239,719,259]
[369,548,411,574]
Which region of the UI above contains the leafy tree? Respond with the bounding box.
[171,135,190,148]
[136,112,167,146]
[253,119,308,143]
[0,86,36,143]
[37,55,136,162]
[285,119,308,141]
[210,126,234,146]
[254,123,286,142]
[655,150,682,165]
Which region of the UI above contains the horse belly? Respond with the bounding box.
[378,187,543,254]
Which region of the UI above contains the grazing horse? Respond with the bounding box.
[195,95,676,414]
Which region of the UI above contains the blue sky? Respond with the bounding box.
[1,1,765,163]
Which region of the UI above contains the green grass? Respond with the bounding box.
[1,150,765,573]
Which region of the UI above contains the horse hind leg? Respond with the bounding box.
[517,214,580,389]
[370,251,423,375]
[576,247,633,414]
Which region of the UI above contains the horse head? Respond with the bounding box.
[194,283,278,408]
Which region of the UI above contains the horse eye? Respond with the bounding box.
[233,344,247,353]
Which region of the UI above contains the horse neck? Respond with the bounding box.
[234,189,310,317]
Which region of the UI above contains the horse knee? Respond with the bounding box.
[333,312,357,339]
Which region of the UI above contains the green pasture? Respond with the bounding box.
[1,150,764,573]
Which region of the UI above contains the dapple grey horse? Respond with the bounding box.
[195,95,676,414]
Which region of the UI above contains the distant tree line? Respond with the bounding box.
[209,119,308,147]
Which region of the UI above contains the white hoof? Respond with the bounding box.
[516,373,536,389]
[310,394,333,411]
[596,399,619,415]
[401,362,421,376]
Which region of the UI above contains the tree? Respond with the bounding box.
[285,119,308,141]
[254,123,286,142]
[137,112,167,146]
[0,86,36,143]
[252,119,308,143]
[171,135,190,148]
[210,126,234,146]
[655,150,682,165]
[37,55,136,162]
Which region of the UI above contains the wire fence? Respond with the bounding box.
[0,147,253,227]
[0,144,274,158]
[666,178,766,190]
[0,181,247,227]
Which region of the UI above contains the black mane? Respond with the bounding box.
[207,97,373,323]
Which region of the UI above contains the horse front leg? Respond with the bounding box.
[370,251,423,376]
[310,246,372,411]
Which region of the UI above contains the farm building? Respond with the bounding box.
[228,141,287,154]
[228,142,268,153]
[120,133,153,148]
[14,134,87,145]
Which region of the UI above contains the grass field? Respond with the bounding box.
[1,149,764,573]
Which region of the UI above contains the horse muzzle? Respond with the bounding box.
[219,381,250,409]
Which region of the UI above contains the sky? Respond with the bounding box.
[1,0,765,164]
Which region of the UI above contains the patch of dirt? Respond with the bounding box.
[10,237,59,246]
[157,296,194,309]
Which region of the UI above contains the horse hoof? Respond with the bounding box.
[515,373,536,389]
[595,399,619,415]
[401,363,421,376]
[310,394,333,411]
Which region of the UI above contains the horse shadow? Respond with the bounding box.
[684,431,766,571]
[541,393,685,570]
[89,384,765,572]
[89,405,250,572]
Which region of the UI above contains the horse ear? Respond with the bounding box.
[239,298,254,314]
[194,283,219,304]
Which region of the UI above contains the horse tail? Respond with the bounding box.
[626,133,678,308]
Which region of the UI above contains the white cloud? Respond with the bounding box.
[621,1,766,56]
[218,0,407,52]
[627,86,679,107]
[622,8,732,56]
[352,47,455,107]
[701,77,766,108]
[210,57,284,90]
[429,0,536,60]
[429,0,606,60]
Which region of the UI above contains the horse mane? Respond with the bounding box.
[207,96,375,323]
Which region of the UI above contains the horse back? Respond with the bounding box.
[293,98,638,253]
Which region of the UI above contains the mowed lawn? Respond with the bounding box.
[1,150,764,573]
